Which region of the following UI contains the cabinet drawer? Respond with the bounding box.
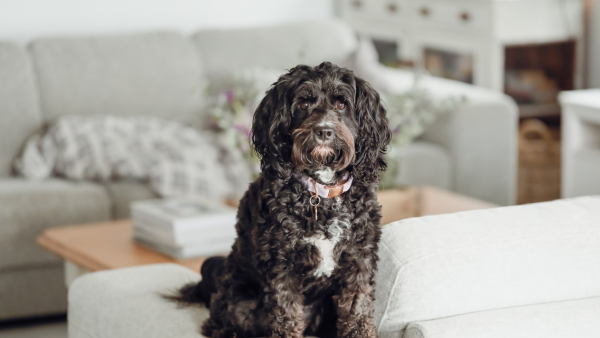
[413,1,491,31]
[341,0,408,22]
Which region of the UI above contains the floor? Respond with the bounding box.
[0,315,67,338]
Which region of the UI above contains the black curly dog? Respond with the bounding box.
[174,62,391,338]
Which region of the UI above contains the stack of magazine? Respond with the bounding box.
[131,197,237,259]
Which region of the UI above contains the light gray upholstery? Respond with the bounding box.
[0,42,43,177]
[191,19,357,91]
[103,180,159,220]
[29,31,205,125]
[421,100,518,205]
[374,196,600,336]
[0,264,67,321]
[0,179,111,270]
[397,141,452,190]
[403,296,600,338]
[69,264,205,338]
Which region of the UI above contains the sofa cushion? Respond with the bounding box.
[69,264,205,338]
[0,264,67,321]
[103,180,158,220]
[0,179,111,270]
[403,296,600,338]
[29,32,205,125]
[396,141,452,190]
[0,42,43,177]
[191,19,357,90]
[374,196,600,335]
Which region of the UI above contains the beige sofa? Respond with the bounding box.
[0,20,517,320]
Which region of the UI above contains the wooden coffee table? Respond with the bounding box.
[37,220,216,286]
[37,186,496,286]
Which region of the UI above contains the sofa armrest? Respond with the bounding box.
[404,296,600,338]
[68,264,206,338]
[374,196,600,335]
[377,68,519,205]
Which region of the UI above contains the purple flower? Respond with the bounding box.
[234,123,251,138]
[225,90,235,105]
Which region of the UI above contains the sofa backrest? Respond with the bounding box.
[29,31,205,126]
[374,196,600,335]
[1,21,357,177]
[191,19,357,91]
[0,42,43,177]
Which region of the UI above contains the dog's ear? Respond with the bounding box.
[252,69,303,180]
[352,76,392,184]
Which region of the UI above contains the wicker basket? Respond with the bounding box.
[517,119,561,204]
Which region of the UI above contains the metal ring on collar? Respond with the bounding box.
[309,195,320,206]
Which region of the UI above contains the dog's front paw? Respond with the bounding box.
[339,315,377,338]
[268,322,305,338]
[268,333,303,338]
[268,327,305,338]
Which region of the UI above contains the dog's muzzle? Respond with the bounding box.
[292,116,355,170]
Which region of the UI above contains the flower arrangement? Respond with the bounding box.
[205,68,282,179]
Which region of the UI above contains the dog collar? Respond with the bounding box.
[297,172,353,198]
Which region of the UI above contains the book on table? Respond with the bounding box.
[131,196,237,259]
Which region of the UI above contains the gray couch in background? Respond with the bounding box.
[0,20,517,321]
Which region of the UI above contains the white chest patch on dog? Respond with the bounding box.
[306,213,351,278]
[315,167,335,183]
[307,235,336,277]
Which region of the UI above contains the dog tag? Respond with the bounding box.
[309,194,320,220]
[309,180,320,220]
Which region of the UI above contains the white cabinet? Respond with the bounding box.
[559,89,600,198]
[340,0,584,116]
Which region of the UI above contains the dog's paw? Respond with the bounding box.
[267,334,303,338]
[338,316,377,338]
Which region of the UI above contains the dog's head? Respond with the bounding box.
[252,62,391,184]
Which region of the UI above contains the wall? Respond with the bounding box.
[0,0,335,44]
[589,0,600,87]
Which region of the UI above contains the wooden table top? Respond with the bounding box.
[377,186,497,225]
[37,186,496,274]
[37,220,211,273]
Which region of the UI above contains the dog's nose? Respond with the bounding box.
[314,126,334,141]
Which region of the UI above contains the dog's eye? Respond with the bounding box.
[336,101,346,111]
[299,102,310,110]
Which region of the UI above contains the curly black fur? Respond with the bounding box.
[173,62,391,338]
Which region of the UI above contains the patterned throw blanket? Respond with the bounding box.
[15,115,250,199]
